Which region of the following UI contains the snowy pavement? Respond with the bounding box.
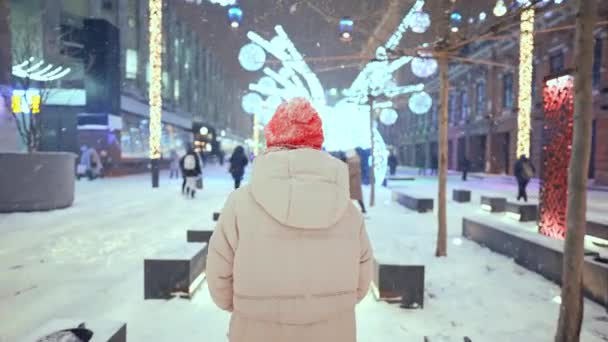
[0,166,607,341]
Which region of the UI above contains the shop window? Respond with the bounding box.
[502,73,514,109]
[593,37,602,88]
[125,49,138,79]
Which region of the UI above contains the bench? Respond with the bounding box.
[587,220,608,240]
[144,243,208,299]
[371,260,425,309]
[462,216,607,307]
[393,191,434,213]
[506,202,538,222]
[187,229,214,243]
[18,319,126,342]
[480,196,506,213]
[212,212,220,222]
[452,189,471,203]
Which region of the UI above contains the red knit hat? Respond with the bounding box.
[264,97,324,150]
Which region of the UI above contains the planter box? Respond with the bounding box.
[372,260,425,309]
[393,191,433,213]
[0,152,76,212]
[506,202,538,222]
[480,196,506,213]
[452,189,471,203]
[187,229,213,243]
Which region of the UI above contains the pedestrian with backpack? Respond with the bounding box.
[514,154,535,202]
[180,147,202,199]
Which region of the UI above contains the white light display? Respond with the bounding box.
[409,91,432,115]
[239,43,267,71]
[242,92,263,114]
[208,0,236,6]
[411,11,431,33]
[12,57,71,81]
[411,56,437,78]
[379,108,398,126]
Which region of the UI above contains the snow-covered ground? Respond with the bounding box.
[0,166,606,341]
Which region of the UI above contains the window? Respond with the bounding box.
[550,52,564,74]
[125,49,138,79]
[593,38,603,88]
[460,90,468,122]
[449,92,458,123]
[502,73,514,109]
[476,81,486,116]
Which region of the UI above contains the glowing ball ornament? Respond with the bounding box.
[411,57,437,78]
[239,43,266,71]
[379,108,398,126]
[409,91,432,115]
[493,0,507,17]
[242,92,263,114]
[411,11,431,34]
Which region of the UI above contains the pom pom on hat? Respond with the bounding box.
[264,98,324,150]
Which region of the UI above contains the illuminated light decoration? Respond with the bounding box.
[385,0,426,50]
[479,12,487,21]
[450,12,462,23]
[451,26,459,33]
[493,0,507,17]
[242,92,263,114]
[148,0,163,160]
[516,7,535,158]
[199,126,209,135]
[12,57,71,81]
[11,95,21,113]
[238,43,266,71]
[339,17,354,42]
[379,108,398,126]
[31,95,41,114]
[412,57,437,78]
[328,88,339,97]
[259,76,276,89]
[408,91,432,115]
[208,0,236,6]
[538,75,574,239]
[228,6,242,29]
[410,10,431,34]
[221,129,226,137]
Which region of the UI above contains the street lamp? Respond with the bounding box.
[228,6,242,29]
[339,17,354,42]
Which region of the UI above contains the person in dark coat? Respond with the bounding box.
[345,149,366,214]
[461,157,471,181]
[430,154,438,176]
[514,155,535,202]
[229,146,249,189]
[180,147,202,198]
[388,152,398,176]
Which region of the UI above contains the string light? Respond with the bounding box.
[516,7,535,157]
[493,0,507,17]
[148,0,163,160]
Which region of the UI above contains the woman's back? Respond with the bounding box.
[207,148,372,342]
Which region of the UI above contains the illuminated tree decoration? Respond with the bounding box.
[238,43,267,71]
[379,108,398,126]
[148,0,163,160]
[242,92,263,114]
[411,11,430,33]
[409,91,432,115]
[411,56,437,78]
[539,75,574,239]
[12,57,71,81]
[516,7,535,158]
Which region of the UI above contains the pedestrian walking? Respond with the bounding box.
[431,154,438,176]
[461,157,471,181]
[514,155,535,202]
[169,149,180,179]
[388,151,398,176]
[229,146,249,189]
[345,149,367,214]
[180,147,202,199]
[206,98,373,342]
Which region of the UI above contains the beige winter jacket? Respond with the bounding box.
[206,148,373,342]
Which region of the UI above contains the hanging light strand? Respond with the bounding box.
[148,0,163,160]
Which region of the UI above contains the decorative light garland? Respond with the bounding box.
[516,7,534,157]
[148,0,163,160]
[12,57,71,81]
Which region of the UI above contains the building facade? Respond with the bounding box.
[384,3,608,185]
[6,0,250,170]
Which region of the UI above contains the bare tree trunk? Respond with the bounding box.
[436,53,449,257]
[555,0,597,341]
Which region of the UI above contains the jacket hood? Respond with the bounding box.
[249,149,351,229]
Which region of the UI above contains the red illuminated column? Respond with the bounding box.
[538,74,574,239]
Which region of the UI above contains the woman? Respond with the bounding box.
[345,149,366,214]
[169,149,180,179]
[179,146,202,199]
[229,145,249,189]
[207,98,373,342]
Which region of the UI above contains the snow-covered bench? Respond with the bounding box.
[452,189,471,203]
[392,191,433,213]
[371,260,425,309]
[144,243,208,299]
[505,202,538,222]
[18,319,126,342]
[187,229,214,244]
[587,219,608,241]
[462,215,607,307]
[480,196,506,213]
